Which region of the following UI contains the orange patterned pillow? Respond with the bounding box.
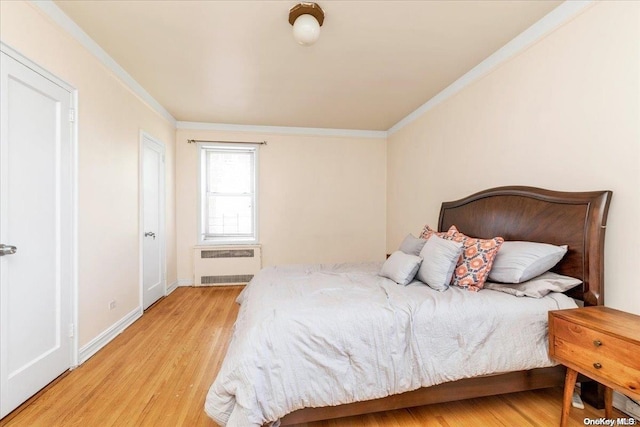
[444,226,504,292]
[419,224,456,240]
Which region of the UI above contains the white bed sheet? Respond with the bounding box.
[205,262,577,426]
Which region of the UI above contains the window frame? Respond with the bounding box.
[197,142,259,245]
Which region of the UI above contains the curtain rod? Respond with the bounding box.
[187,139,267,145]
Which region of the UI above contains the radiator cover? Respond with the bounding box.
[193,245,261,286]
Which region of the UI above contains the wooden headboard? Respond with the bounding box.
[438,186,612,306]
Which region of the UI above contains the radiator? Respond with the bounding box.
[193,245,261,286]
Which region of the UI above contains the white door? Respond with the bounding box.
[0,49,75,417]
[141,133,165,310]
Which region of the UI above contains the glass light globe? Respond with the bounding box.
[292,14,321,46]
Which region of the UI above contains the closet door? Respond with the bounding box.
[141,132,166,310]
[0,50,74,418]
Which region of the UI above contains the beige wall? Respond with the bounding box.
[3,0,636,348]
[176,129,386,281]
[387,2,640,314]
[1,2,177,347]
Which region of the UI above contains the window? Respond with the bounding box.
[199,144,258,244]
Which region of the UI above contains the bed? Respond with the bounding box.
[205,186,612,426]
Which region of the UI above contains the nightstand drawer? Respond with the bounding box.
[549,307,640,427]
[552,317,640,395]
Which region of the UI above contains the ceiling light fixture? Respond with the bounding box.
[289,2,325,46]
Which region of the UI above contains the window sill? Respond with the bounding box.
[197,239,259,247]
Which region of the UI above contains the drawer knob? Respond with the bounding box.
[593,362,602,369]
[593,339,602,347]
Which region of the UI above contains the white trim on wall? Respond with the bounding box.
[177,121,388,140]
[71,80,79,369]
[78,306,142,364]
[388,0,595,135]
[166,280,180,295]
[30,0,176,126]
[177,278,194,287]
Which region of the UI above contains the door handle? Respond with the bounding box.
[144,232,156,239]
[0,244,18,256]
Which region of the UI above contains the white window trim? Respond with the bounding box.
[197,142,259,245]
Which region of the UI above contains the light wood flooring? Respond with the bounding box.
[1,286,624,427]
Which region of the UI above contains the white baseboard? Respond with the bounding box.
[614,391,640,421]
[177,278,193,287]
[166,280,179,294]
[78,306,143,364]
[196,283,248,287]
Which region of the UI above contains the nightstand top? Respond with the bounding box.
[550,306,640,344]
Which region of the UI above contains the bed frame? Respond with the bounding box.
[280,186,612,425]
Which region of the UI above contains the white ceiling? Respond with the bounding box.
[55,0,562,131]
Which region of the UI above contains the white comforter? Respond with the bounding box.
[205,262,577,426]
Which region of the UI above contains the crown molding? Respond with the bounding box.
[29,0,592,138]
[177,121,388,139]
[388,0,595,136]
[30,0,176,126]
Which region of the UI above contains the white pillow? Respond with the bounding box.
[483,272,582,298]
[398,234,427,256]
[416,235,463,291]
[488,241,568,283]
[380,251,422,285]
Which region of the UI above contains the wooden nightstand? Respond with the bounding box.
[549,306,640,427]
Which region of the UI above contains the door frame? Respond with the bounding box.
[0,42,79,367]
[139,131,166,310]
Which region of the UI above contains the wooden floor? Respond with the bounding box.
[1,287,624,427]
